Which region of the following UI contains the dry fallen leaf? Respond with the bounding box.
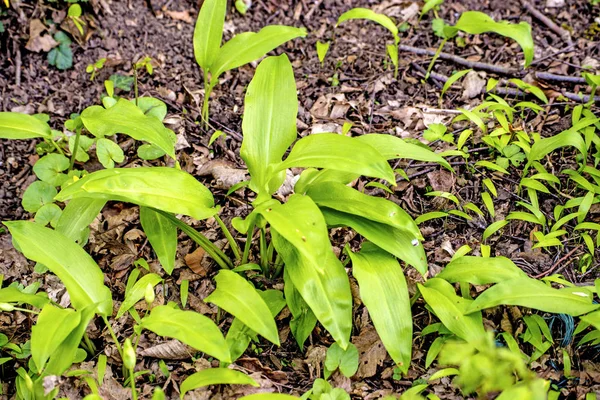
[184,247,208,276]
[164,9,193,24]
[197,160,248,190]
[461,70,486,99]
[353,326,388,379]
[140,340,194,360]
[25,20,58,53]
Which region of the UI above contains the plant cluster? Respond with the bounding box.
[0,0,600,399]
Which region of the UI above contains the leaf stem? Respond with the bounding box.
[259,228,268,275]
[133,66,139,107]
[241,225,255,265]
[68,127,81,172]
[102,316,123,355]
[215,214,242,262]
[425,39,448,80]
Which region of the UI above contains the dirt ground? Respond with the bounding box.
[1,0,600,398]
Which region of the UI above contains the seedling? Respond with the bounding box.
[86,57,107,81]
[193,0,306,124]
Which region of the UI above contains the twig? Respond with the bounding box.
[521,0,573,46]
[530,43,577,67]
[400,44,519,76]
[532,245,583,279]
[14,42,21,87]
[411,62,443,89]
[535,72,586,84]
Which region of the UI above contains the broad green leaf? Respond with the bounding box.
[55,198,106,245]
[0,112,51,139]
[33,154,69,186]
[141,305,231,362]
[180,368,258,398]
[55,167,216,220]
[436,256,527,285]
[581,310,600,331]
[134,97,168,121]
[140,207,177,274]
[31,304,81,371]
[325,342,359,378]
[306,181,421,239]
[279,134,395,184]
[193,0,226,70]
[0,286,49,309]
[272,229,352,349]
[43,305,95,376]
[137,143,166,160]
[349,243,412,373]
[294,168,359,194]
[226,290,285,362]
[467,277,599,316]
[447,11,534,67]
[81,99,176,159]
[337,8,399,43]
[96,138,124,169]
[283,268,317,349]
[419,279,485,342]
[4,221,113,315]
[321,208,427,274]
[47,41,73,70]
[210,25,307,81]
[356,134,452,171]
[116,273,162,318]
[528,128,587,163]
[239,395,299,400]
[22,181,56,213]
[34,203,62,227]
[241,55,298,195]
[205,270,280,345]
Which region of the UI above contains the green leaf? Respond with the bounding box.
[96,138,124,169]
[226,290,285,362]
[4,221,113,315]
[322,207,427,274]
[31,304,81,371]
[241,55,298,195]
[436,256,526,285]
[55,167,216,220]
[355,134,452,171]
[140,305,231,362]
[180,368,258,398]
[0,112,51,139]
[69,134,94,163]
[193,0,226,71]
[137,143,166,160]
[448,11,534,67]
[47,38,73,70]
[22,181,57,213]
[349,243,412,373]
[34,203,62,227]
[316,41,330,64]
[140,207,177,274]
[442,69,472,97]
[528,128,587,164]
[210,25,307,81]
[205,270,280,345]
[267,197,352,348]
[337,8,399,43]
[467,277,599,316]
[325,342,359,378]
[33,154,70,186]
[421,0,444,16]
[81,99,176,159]
[283,268,317,349]
[55,198,106,245]
[116,273,162,318]
[279,134,395,184]
[135,97,168,121]
[419,279,485,342]
[44,304,96,376]
[0,286,49,309]
[109,74,134,91]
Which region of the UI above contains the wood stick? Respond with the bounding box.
[521,0,573,46]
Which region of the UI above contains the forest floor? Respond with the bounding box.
[1,0,600,398]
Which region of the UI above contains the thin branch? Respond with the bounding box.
[521,0,573,46]
[532,245,582,279]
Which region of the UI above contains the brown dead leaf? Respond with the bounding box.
[461,71,486,99]
[305,345,327,380]
[140,340,194,360]
[353,326,388,378]
[25,20,58,53]
[163,9,193,23]
[184,247,208,276]
[197,160,248,190]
